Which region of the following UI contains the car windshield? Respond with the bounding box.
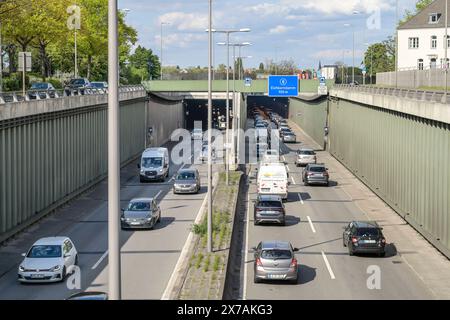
[27,245,62,258]
[142,157,162,167]
[300,150,315,155]
[309,166,326,172]
[31,83,48,90]
[177,172,196,180]
[70,79,86,85]
[193,129,202,133]
[261,249,292,259]
[128,202,151,211]
[257,201,282,208]
[91,82,105,88]
[357,228,380,236]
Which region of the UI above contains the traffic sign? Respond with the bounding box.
[319,76,326,86]
[18,52,32,72]
[318,86,328,95]
[268,75,298,97]
[244,77,252,87]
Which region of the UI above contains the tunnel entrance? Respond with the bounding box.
[247,96,289,118]
[184,99,233,131]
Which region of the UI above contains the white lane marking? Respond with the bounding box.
[92,250,108,270]
[321,251,336,280]
[161,192,209,300]
[297,192,304,205]
[155,190,162,199]
[291,176,296,185]
[286,165,290,172]
[307,216,316,233]
[243,192,250,300]
[282,155,286,162]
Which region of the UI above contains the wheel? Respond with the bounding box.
[254,219,259,226]
[348,245,354,256]
[343,238,347,247]
[290,276,298,285]
[61,266,67,281]
[280,220,286,226]
[254,274,261,283]
[157,213,161,223]
[379,251,386,257]
[304,181,309,186]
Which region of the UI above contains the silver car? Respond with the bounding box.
[295,148,317,167]
[121,198,161,229]
[253,241,299,284]
[173,169,201,194]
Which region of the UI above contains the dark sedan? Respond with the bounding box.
[121,198,161,230]
[28,82,56,99]
[343,221,386,257]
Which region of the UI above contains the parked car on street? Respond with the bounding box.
[173,169,201,194]
[121,198,161,230]
[253,240,299,284]
[295,148,317,167]
[28,82,56,99]
[302,163,329,186]
[254,195,286,225]
[18,237,78,283]
[90,81,108,90]
[343,221,386,257]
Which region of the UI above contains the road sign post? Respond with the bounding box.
[268,75,299,97]
[18,52,31,97]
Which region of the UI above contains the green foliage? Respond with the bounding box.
[203,254,211,272]
[400,0,434,25]
[364,42,395,74]
[195,253,204,269]
[213,255,221,272]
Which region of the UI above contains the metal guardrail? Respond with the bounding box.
[0,85,146,104]
[334,84,449,104]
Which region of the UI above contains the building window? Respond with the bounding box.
[409,37,419,49]
[418,59,424,70]
[430,58,437,69]
[429,13,440,24]
[431,36,437,49]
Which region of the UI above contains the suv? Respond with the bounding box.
[64,78,92,95]
[343,221,386,257]
[302,163,329,186]
[254,195,286,225]
[295,148,317,167]
[252,241,299,284]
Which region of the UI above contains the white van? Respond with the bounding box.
[138,148,170,182]
[257,162,289,200]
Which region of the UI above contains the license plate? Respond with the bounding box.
[130,222,141,226]
[362,240,376,244]
[267,274,284,280]
[31,274,45,279]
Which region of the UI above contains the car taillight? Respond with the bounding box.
[256,258,263,266]
[307,172,314,176]
[323,172,329,177]
[290,258,297,268]
[351,237,358,243]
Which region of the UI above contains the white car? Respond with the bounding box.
[295,148,317,167]
[263,149,280,163]
[18,237,78,283]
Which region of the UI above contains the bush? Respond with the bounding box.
[47,78,63,89]
[2,73,28,91]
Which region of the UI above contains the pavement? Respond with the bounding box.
[0,140,219,300]
[242,118,450,300]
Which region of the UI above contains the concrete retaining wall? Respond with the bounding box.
[377,69,449,89]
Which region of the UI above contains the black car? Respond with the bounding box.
[28,82,56,99]
[64,78,92,95]
[343,221,386,257]
[302,163,329,186]
[254,195,286,226]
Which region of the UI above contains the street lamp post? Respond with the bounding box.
[160,22,170,80]
[445,0,448,98]
[107,0,121,300]
[210,28,250,185]
[207,0,213,254]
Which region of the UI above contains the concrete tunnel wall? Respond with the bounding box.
[0,91,184,243]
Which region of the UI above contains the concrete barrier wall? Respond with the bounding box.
[288,96,328,148]
[328,96,450,258]
[0,91,184,242]
[377,69,449,89]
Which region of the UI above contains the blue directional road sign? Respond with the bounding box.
[244,77,252,87]
[319,76,326,85]
[268,75,299,97]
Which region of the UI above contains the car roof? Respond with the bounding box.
[142,148,167,156]
[257,194,282,202]
[307,163,326,168]
[352,221,380,228]
[260,241,291,250]
[299,148,314,152]
[130,198,153,203]
[177,168,198,174]
[33,237,70,246]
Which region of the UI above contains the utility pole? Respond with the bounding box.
[445,0,448,98]
[395,0,399,88]
[0,21,2,94]
[107,0,121,300]
[352,30,355,83]
[225,32,230,185]
[207,0,213,253]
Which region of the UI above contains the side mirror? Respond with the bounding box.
[293,248,299,252]
[251,247,257,252]
[21,253,26,257]
[137,163,141,169]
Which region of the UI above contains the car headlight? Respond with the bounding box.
[158,169,164,173]
[51,265,62,272]
[146,217,153,221]
[19,266,25,272]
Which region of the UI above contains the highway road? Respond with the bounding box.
[0,140,218,300]
[242,119,436,300]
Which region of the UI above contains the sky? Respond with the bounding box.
[118,0,418,70]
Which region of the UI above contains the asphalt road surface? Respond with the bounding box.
[0,140,220,300]
[242,119,435,300]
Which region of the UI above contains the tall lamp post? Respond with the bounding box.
[209,27,251,185]
[445,0,448,98]
[107,0,121,300]
[160,22,170,80]
[207,0,213,253]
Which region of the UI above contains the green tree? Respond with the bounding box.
[364,43,394,75]
[129,45,160,81]
[400,0,433,25]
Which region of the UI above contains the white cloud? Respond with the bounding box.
[311,49,364,59]
[158,12,208,31]
[155,33,207,48]
[269,25,292,34]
